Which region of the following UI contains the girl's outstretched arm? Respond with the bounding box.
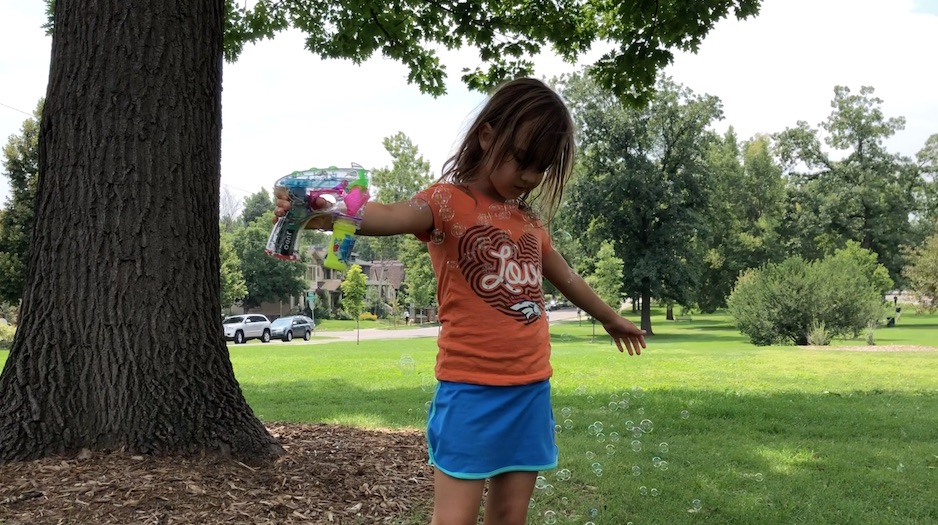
[274,188,434,237]
[542,247,646,355]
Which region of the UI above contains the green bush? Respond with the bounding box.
[728,254,883,346]
[359,312,378,322]
[0,322,15,348]
[807,320,832,346]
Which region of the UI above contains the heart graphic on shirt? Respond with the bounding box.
[458,225,543,323]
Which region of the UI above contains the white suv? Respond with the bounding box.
[223,314,272,344]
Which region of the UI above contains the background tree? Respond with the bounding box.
[697,131,785,311]
[219,187,243,233]
[903,234,938,312]
[399,236,436,315]
[914,134,938,238]
[339,263,367,343]
[584,240,624,310]
[0,101,41,304]
[364,132,435,298]
[231,213,307,311]
[240,188,273,226]
[561,74,723,334]
[220,232,248,313]
[1,0,764,463]
[774,86,920,283]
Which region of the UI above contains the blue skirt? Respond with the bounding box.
[427,380,558,479]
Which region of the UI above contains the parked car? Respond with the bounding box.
[223,314,272,344]
[269,315,314,342]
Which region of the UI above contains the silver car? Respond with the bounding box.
[223,314,272,344]
[270,315,314,342]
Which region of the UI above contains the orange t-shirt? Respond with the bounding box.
[414,183,553,386]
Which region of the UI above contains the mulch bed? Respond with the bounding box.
[0,423,434,525]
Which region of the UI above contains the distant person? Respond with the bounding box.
[275,77,646,525]
[404,309,410,325]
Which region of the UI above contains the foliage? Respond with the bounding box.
[806,320,831,346]
[399,236,436,309]
[0,323,15,348]
[774,86,922,284]
[584,240,623,310]
[217,0,762,105]
[358,311,378,322]
[830,240,893,298]
[727,255,883,346]
[0,101,41,304]
[230,212,307,310]
[220,231,248,310]
[914,133,938,237]
[903,233,938,312]
[697,131,785,312]
[240,188,273,226]
[560,73,723,334]
[340,264,368,327]
[368,132,434,263]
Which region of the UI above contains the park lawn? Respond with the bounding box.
[0,310,935,524]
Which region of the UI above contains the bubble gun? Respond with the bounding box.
[265,165,370,271]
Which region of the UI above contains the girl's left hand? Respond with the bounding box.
[602,316,646,356]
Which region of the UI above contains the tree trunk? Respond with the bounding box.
[0,0,282,463]
[666,304,674,321]
[641,290,654,336]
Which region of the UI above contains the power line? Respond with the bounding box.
[0,102,33,117]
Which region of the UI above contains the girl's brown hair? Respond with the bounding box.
[440,78,575,224]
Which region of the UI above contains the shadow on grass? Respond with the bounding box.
[246,377,938,525]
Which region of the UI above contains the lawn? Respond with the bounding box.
[1,309,935,524]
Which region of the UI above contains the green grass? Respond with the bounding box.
[1,310,936,524]
[312,318,439,331]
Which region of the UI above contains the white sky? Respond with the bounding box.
[2,0,937,205]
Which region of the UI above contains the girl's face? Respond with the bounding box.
[477,124,547,201]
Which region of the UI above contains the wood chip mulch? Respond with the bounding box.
[0,423,433,525]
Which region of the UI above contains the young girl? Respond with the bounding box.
[275,77,646,525]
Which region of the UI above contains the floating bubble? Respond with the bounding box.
[408,197,429,210]
[586,451,595,460]
[610,393,619,402]
[596,433,606,443]
[632,387,645,398]
[618,399,630,410]
[544,484,555,495]
[681,410,690,419]
[632,465,642,476]
[632,428,644,439]
[637,407,645,416]
[591,462,602,472]
[754,473,764,482]
[639,419,653,433]
[529,498,536,509]
[692,499,702,511]
[554,424,562,434]
[398,355,415,374]
[589,508,600,518]
[624,420,635,431]
[605,444,616,456]
[593,421,604,433]
[431,187,452,205]
[450,222,467,237]
[651,488,660,497]
[639,486,648,496]
[535,476,548,489]
[609,432,621,443]
[563,418,574,430]
[523,222,535,233]
[609,401,619,411]
[477,213,492,226]
[659,460,669,471]
[505,199,520,210]
[630,440,642,452]
[430,229,445,244]
[439,206,455,221]
[659,442,669,453]
[652,457,661,467]
[561,407,572,418]
[556,468,572,481]
[575,385,588,396]
[560,497,569,506]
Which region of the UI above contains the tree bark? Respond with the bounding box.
[0,0,282,463]
[641,290,654,336]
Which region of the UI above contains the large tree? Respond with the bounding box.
[774,86,920,283]
[0,101,41,304]
[561,74,723,334]
[1,0,763,462]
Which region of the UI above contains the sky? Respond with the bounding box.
[2,0,937,206]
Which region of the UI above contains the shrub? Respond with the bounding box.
[807,320,832,346]
[359,312,378,322]
[728,255,883,346]
[0,323,15,348]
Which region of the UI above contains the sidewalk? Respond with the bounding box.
[308,308,582,344]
